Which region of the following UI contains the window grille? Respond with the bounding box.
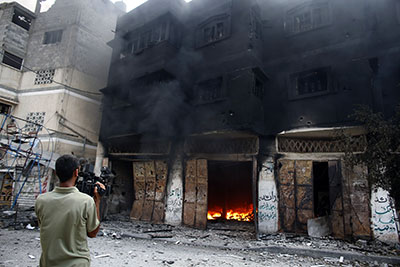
[34,69,55,85]
[25,112,46,133]
[289,67,331,99]
[278,136,366,153]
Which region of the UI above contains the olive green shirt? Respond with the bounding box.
[35,186,100,267]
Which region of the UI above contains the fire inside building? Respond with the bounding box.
[97,0,400,243]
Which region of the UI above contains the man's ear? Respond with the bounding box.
[74,168,79,177]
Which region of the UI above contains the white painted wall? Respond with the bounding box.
[258,157,279,233]
[371,187,399,243]
[164,156,184,226]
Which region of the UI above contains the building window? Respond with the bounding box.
[196,14,231,48]
[2,51,23,70]
[285,1,331,35]
[43,30,63,44]
[12,8,32,31]
[196,77,225,104]
[34,69,55,85]
[122,20,174,56]
[25,112,46,133]
[0,103,11,114]
[290,67,331,98]
[253,77,264,99]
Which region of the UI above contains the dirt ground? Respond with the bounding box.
[0,228,350,267]
[0,217,398,267]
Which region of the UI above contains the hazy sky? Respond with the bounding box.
[2,0,190,13]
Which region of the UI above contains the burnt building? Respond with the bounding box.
[98,0,400,243]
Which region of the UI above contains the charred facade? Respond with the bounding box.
[99,0,400,243]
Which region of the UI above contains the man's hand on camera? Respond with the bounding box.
[93,182,105,202]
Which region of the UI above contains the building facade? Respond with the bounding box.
[99,0,400,243]
[0,0,122,208]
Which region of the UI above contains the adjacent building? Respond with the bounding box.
[0,0,123,208]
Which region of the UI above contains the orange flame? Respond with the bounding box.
[207,204,254,222]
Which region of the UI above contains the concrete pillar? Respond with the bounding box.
[258,157,279,234]
[371,187,399,244]
[164,155,184,226]
[93,141,105,176]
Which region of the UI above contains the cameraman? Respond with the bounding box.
[35,154,105,267]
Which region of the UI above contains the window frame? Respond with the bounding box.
[196,14,231,48]
[43,30,63,45]
[0,102,12,115]
[122,18,177,57]
[195,75,227,105]
[284,0,331,36]
[2,51,23,70]
[12,7,32,31]
[289,67,333,100]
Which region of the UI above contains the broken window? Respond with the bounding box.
[290,67,330,98]
[196,76,224,104]
[12,8,32,31]
[2,51,23,70]
[0,103,11,114]
[34,69,55,85]
[43,30,63,44]
[285,1,330,35]
[196,14,231,48]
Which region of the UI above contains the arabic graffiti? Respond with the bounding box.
[258,190,278,224]
[371,188,399,243]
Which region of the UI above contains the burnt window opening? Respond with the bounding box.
[285,1,330,35]
[196,14,231,48]
[2,51,23,70]
[253,77,264,99]
[203,22,224,43]
[313,162,331,217]
[43,30,63,44]
[290,67,331,98]
[0,103,12,114]
[196,76,225,104]
[12,8,32,31]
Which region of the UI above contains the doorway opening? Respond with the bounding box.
[313,162,331,217]
[207,161,254,223]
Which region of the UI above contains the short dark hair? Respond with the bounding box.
[55,154,79,182]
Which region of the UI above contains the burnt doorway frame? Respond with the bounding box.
[183,157,258,232]
[278,159,345,236]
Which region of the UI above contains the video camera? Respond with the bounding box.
[76,166,114,197]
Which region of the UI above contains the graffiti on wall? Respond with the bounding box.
[258,160,278,233]
[164,158,184,225]
[371,188,399,243]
